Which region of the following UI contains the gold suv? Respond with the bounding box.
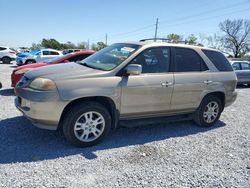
[15,39,237,147]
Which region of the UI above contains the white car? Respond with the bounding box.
[0,46,17,64]
[20,49,63,65]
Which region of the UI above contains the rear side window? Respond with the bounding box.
[174,47,208,72]
[241,62,250,70]
[50,51,59,55]
[202,50,233,71]
[0,47,6,51]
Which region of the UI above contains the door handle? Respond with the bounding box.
[204,80,213,84]
[161,82,173,87]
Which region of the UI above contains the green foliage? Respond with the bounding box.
[91,42,107,51]
[32,38,87,50]
[167,33,183,41]
[186,34,198,45]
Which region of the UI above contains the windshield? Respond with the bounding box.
[30,49,40,55]
[44,53,72,64]
[79,43,140,71]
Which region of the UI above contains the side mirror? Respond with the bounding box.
[126,64,142,75]
[63,59,70,63]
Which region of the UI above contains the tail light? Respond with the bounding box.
[10,51,16,54]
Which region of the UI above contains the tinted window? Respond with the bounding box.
[202,50,233,71]
[232,62,241,70]
[131,47,170,73]
[81,43,140,71]
[68,54,91,62]
[241,62,250,70]
[174,48,208,72]
[0,47,6,51]
[50,51,59,55]
[43,51,49,55]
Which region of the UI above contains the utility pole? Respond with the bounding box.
[154,18,158,42]
[105,33,108,46]
[87,39,90,50]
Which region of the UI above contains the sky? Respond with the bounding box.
[0,0,250,48]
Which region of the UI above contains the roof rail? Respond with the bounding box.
[139,38,188,44]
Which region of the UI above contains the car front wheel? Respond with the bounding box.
[194,95,222,127]
[62,102,111,147]
[2,57,11,64]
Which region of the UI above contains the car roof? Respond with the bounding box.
[120,41,221,52]
[229,60,250,64]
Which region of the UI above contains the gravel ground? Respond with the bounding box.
[0,63,249,188]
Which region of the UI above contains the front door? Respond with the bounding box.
[120,47,174,118]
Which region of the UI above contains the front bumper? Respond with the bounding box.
[15,88,67,130]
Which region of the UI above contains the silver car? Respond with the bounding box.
[15,41,237,147]
[230,60,250,86]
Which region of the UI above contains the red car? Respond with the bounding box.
[11,50,95,87]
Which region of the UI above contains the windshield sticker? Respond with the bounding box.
[121,47,135,53]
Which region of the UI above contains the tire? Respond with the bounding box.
[62,102,111,147]
[2,57,11,64]
[25,60,35,64]
[194,95,223,127]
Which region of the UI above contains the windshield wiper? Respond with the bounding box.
[80,62,105,71]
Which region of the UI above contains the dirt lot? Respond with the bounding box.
[0,63,249,188]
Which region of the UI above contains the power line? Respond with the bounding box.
[159,7,250,30]
[160,0,249,25]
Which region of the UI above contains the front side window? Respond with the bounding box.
[241,62,250,70]
[232,62,241,70]
[174,47,208,72]
[68,54,91,62]
[43,51,49,55]
[130,47,170,73]
[80,43,140,71]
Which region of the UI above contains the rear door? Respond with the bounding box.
[239,62,250,83]
[171,47,211,111]
[120,47,174,118]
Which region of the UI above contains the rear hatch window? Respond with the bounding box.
[202,50,233,71]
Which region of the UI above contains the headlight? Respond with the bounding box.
[15,68,33,75]
[29,78,56,91]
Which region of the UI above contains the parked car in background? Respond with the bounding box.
[230,60,250,86]
[0,82,2,89]
[0,46,17,64]
[16,49,63,66]
[11,50,95,87]
[62,49,84,55]
[15,40,237,147]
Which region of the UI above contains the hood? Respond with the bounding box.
[17,52,31,58]
[14,63,47,72]
[25,62,104,81]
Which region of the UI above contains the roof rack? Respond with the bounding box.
[139,38,187,44]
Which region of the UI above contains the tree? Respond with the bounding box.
[31,42,42,50]
[41,38,63,50]
[92,42,107,51]
[77,42,87,49]
[186,34,198,45]
[219,19,250,58]
[167,33,183,42]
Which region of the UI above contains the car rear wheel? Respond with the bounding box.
[2,57,11,64]
[62,102,111,147]
[194,95,222,127]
